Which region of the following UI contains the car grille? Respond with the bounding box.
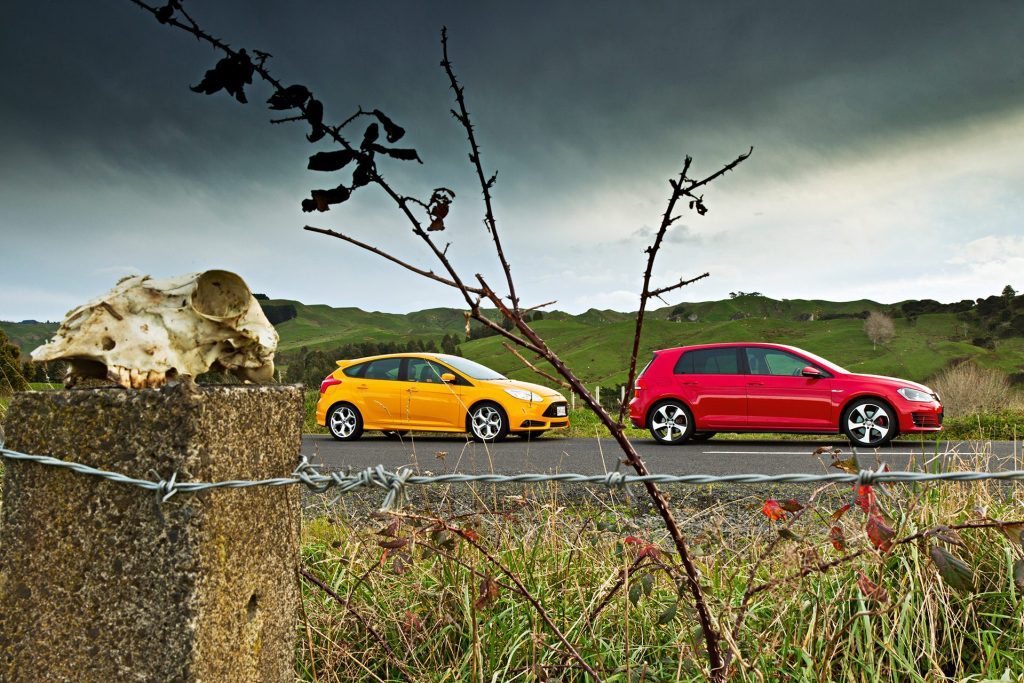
[543,402,569,418]
[912,412,941,428]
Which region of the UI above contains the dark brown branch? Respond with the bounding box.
[303,225,481,294]
[472,273,727,679]
[299,567,415,680]
[441,27,519,312]
[648,271,711,300]
[617,149,752,426]
[501,342,571,389]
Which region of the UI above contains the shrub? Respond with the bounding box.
[932,362,1018,418]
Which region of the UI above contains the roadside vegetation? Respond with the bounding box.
[297,447,1024,681]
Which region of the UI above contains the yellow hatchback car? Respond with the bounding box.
[315,353,570,442]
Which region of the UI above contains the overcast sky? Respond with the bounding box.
[1,1,1022,321]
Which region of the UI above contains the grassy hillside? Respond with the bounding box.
[459,313,1022,388]
[3,293,1022,388]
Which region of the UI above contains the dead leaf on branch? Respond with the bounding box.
[929,545,976,593]
[267,84,310,110]
[373,109,406,143]
[308,150,358,172]
[190,50,255,103]
[856,571,889,603]
[474,574,500,609]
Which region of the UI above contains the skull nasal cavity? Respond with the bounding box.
[101,337,116,351]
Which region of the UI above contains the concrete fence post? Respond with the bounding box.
[0,384,304,682]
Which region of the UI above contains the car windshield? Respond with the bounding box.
[794,347,848,374]
[434,354,507,380]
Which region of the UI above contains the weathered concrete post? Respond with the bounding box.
[0,383,304,682]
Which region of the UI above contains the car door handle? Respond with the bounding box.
[679,381,697,385]
[747,382,764,386]
[407,387,419,393]
[356,384,369,390]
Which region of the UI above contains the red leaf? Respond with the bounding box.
[856,571,889,603]
[378,537,409,550]
[829,525,846,551]
[854,485,876,513]
[831,504,852,522]
[762,499,787,521]
[624,536,660,558]
[866,515,895,552]
[779,499,803,512]
[461,528,481,543]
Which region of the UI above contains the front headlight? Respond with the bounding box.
[505,388,543,402]
[897,387,934,402]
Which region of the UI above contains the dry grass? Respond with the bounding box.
[296,445,1024,682]
[933,363,1021,419]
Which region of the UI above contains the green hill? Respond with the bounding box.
[3,292,1022,390]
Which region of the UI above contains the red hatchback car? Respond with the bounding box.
[628,343,942,447]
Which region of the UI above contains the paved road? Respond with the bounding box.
[302,434,1022,476]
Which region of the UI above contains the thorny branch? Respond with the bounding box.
[501,342,570,389]
[618,148,752,425]
[299,567,415,680]
[133,3,751,678]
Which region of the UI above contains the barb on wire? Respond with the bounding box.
[3,447,1024,512]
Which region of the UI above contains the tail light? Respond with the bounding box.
[633,378,645,398]
[320,376,342,394]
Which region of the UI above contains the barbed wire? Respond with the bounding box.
[3,445,1023,510]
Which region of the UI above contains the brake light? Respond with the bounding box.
[320,376,342,394]
[633,378,645,398]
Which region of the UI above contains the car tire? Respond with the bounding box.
[327,403,363,441]
[512,430,546,439]
[467,402,509,443]
[647,400,695,445]
[382,430,409,439]
[689,432,716,442]
[842,398,896,447]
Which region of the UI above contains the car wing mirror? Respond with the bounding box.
[801,366,822,378]
[441,373,457,383]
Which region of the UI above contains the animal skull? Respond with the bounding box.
[33,270,278,389]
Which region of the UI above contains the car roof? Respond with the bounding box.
[654,342,805,354]
[335,352,449,367]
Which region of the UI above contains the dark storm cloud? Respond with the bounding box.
[1,1,1023,320]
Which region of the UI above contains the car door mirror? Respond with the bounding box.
[441,373,457,383]
[801,366,822,378]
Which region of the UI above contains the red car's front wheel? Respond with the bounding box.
[842,399,896,447]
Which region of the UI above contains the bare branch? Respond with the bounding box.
[303,225,481,294]
[647,271,711,300]
[440,27,520,312]
[501,342,571,389]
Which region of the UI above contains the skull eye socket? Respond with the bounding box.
[101,337,116,351]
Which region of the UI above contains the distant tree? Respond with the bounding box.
[1003,285,1016,301]
[864,311,896,350]
[441,333,459,354]
[0,330,29,394]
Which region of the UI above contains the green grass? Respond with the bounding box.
[296,453,1024,681]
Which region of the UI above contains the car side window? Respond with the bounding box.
[363,358,402,380]
[745,348,815,376]
[674,348,741,374]
[406,358,450,383]
[342,362,367,378]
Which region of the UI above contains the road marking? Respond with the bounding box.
[704,450,925,456]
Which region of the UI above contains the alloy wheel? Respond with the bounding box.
[650,403,688,443]
[471,405,503,441]
[329,406,359,439]
[846,402,891,445]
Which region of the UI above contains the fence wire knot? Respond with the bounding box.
[604,471,628,489]
[155,471,180,503]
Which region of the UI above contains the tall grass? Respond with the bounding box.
[933,362,1021,419]
[296,449,1024,681]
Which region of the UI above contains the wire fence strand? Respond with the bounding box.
[3,446,1023,510]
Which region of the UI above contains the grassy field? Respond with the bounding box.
[5,294,1023,389]
[297,448,1024,681]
